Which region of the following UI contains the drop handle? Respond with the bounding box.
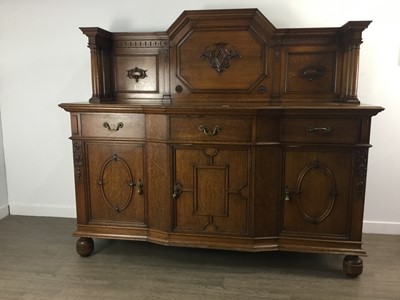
[136,179,144,195]
[103,122,124,131]
[199,125,222,136]
[284,186,291,201]
[172,183,182,200]
[306,127,332,134]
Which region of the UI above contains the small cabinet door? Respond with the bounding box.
[172,146,250,235]
[85,142,145,226]
[282,148,352,238]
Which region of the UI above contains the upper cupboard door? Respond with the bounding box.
[168,9,275,101]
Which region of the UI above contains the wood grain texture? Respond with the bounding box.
[0,216,399,300]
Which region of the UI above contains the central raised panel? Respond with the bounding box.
[173,147,249,235]
[177,30,266,91]
[194,166,228,217]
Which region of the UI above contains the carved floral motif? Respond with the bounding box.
[201,42,241,73]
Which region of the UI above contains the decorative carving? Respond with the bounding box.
[175,85,183,93]
[355,149,368,192]
[295,160,337,223]
[201,42,241,73]
[97,154,134,213]
[127,67,148,82]
[299,66,325,81]
[115,40,169,48]
[72,141,83,180]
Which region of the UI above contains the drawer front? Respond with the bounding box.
[80,113,145,139]
[281,118,361,144]
[170,116,252,142]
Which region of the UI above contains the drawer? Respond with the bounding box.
[170,116,252,142]
[80,113,145,139]
[281,118,361,144]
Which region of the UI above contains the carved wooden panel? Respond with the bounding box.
[86,142,145,225]
[111,34,169,101]
[114,55,158,93]
[175,30,266,92]
[168,9,274,100]
[173,146,249,235]
[282,149,352,238]
[281,46,340,97]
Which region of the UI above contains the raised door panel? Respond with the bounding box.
[282,149,352,238]
[85,142,146,226]
[173,146,250,235]
[280,45,340,99]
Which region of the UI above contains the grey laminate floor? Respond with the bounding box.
[0,216,399,300]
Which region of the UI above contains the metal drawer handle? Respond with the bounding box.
[199,125,222,136]
[306,127,332,134]
[103,122,124,131]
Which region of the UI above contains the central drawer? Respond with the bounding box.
[170,116,253,142]
[281,118,361,144]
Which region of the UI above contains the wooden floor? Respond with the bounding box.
[0,216,399,300]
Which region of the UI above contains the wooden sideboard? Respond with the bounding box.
[60,9,383,277]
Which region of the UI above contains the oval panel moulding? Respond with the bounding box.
[295,160,337,223]
[97,154,134,213]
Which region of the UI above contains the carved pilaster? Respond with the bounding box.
[73,141,83,181]
[355,148,369,193]
[80,27,113,102]
[338,21,371,103]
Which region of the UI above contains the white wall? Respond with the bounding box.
[0,0,398,233]
[0,111,9,219]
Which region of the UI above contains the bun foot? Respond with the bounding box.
[343,255,363,278]
[76,237,94,257]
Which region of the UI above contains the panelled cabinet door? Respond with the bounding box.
[282,149,352,238]
[85,142,146,226]
[172,146,250,235]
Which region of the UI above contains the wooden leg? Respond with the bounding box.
[343,255,363,278]
[76,237,94,257]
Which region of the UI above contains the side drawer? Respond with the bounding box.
[281,118,361,144]
[170,116,252,142]
[80,113,145,139]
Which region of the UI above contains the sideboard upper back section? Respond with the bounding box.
[80,9,371,104]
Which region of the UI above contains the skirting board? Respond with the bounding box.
[363,221,400,235]
[6,204,400,235]
[9,203,76,218]
[0,204,9,220]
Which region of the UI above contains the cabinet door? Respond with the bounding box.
[282,149,352,238]
[85,142,145,226]
[173,146,250,235]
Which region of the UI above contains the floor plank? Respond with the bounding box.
[0,216,399,299]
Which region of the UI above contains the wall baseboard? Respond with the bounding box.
[9,203,76,218]
[363,221,400,235]
[0,204,9,220]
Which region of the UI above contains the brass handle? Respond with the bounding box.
[127,67,147,82]
[299,67,325,81]
[103,122,124,131]
[172,183,182,200]
[306,127,332,134]
[199,125,222,136]
[137,179,143,195]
